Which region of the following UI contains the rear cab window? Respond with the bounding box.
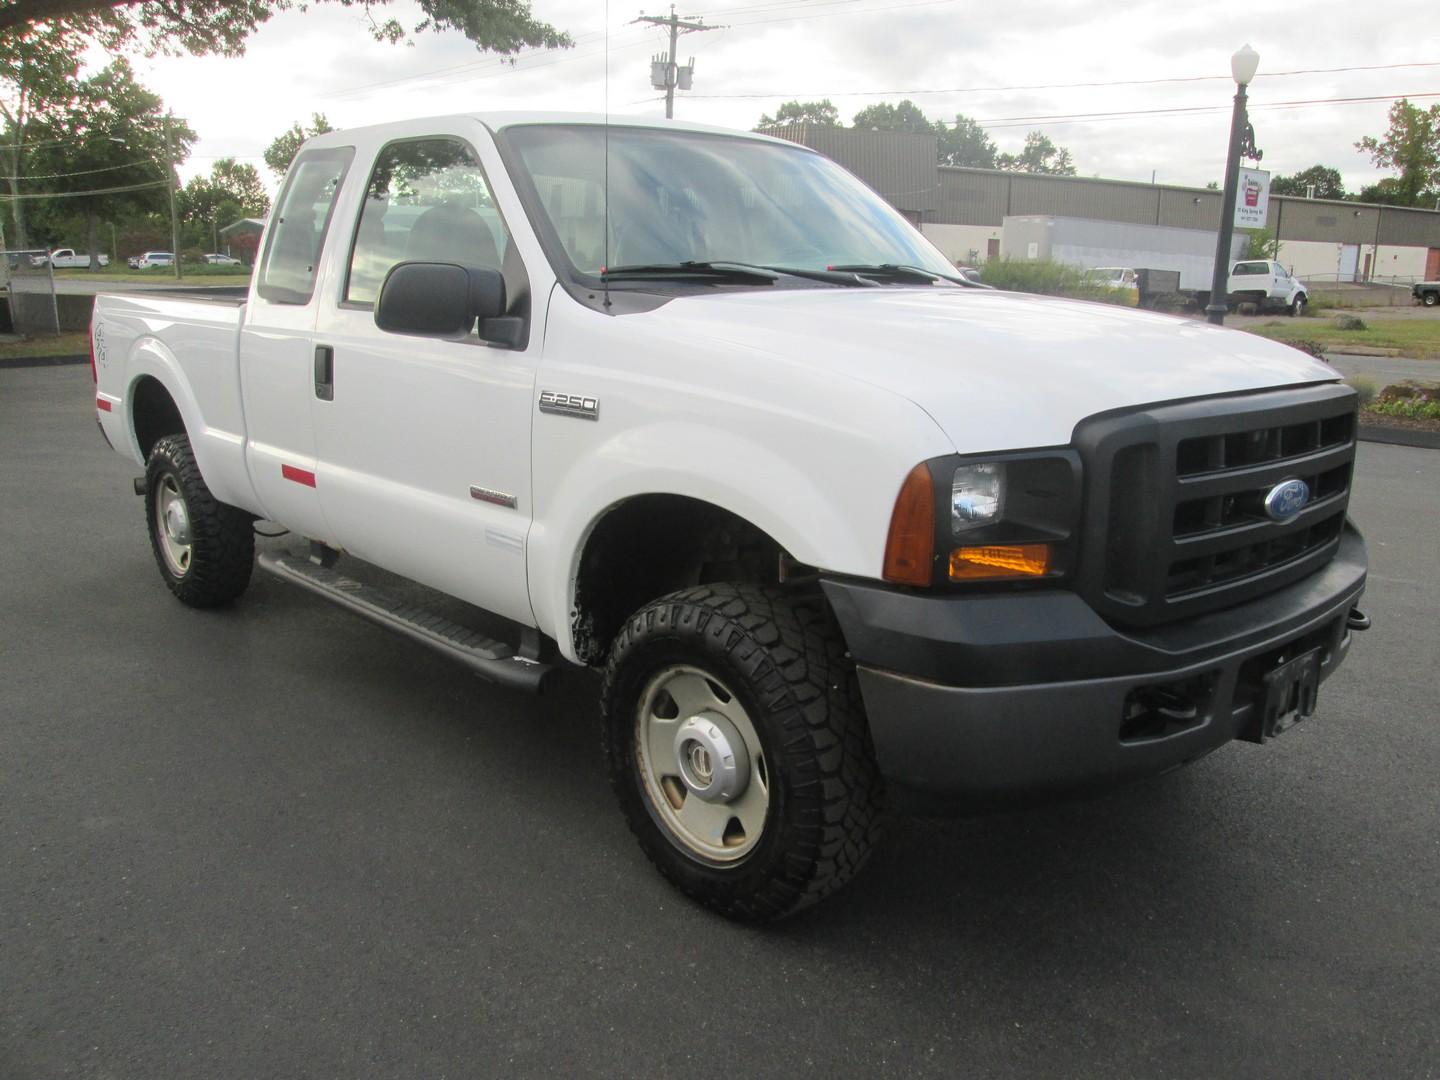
[1232,262,1269,276]
[257,146,355,304]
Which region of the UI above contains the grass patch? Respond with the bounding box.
[53,265,250,282]
[1244,317,1440,359]
[0,331,88,359]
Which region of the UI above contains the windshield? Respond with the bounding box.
[501,124,956,280]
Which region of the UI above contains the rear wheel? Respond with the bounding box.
[602,584,883,921]
[145,433,255,607]
[1424,292,1438,307]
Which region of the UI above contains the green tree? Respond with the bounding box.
[851,100,939,136]
[181,157,269,250]
[0,19,104,247]
[1269,164,1346,200]
[757,99,840,128]
[937,114,996,169]
[0,0,570,58]
[1355,98,1440,207]
[263,113,334,177]
[996,131,1076,176]
[23,58,194,263]
[1244,227,1279,259]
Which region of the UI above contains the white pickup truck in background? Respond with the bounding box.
[37,247,110,269]
[90,113,1369,920]
[1228,258,1308,315]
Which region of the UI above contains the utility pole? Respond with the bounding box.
[164,118,182,281]
[635,6,720,119]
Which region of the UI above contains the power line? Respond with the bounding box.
[970,90,1440,130]
[14,159,161,181]
[691,60,1440,100]
[0,179,170,200]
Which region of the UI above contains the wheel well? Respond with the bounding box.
[131,376,185,460]
[571,495,793,665]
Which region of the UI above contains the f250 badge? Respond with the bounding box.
[538,390,599,420]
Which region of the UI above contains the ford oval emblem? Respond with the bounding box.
[1264,478,1310,522]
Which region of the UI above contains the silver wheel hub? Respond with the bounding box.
[154,475,193,577]
[635,665,770,863]
[673,713,750,803]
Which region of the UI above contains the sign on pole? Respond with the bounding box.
[1234,167,1270,229]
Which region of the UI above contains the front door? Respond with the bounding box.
[240,145,355,541]
[310,132,538,627]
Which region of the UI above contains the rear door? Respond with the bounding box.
[309,129,538,626]
[239,144,355,540]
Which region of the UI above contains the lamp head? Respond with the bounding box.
[1231,44,1259,86]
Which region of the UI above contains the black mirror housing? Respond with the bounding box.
[375,262,507,338]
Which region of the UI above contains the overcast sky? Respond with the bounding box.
[110,0,1435,196]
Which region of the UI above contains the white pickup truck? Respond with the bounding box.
[37,247,110,269]
[91,113,1369,920]
[1227,258,1308,315]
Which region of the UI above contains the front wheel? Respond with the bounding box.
[1290,294,1307,316]
[602,584,883,921]
[145,433,255,607]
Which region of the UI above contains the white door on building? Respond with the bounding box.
[1338,244,1360,282]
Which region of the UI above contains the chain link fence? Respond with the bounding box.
[1,250,60,336]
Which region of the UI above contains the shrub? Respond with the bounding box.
[1334,314,1367,330]
[978,258,1129,304]
[1345,376,1377,407]
[1369,397,1440,421]
[1286,339,1328,358]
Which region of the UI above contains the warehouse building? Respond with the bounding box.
[763,124,1440,284]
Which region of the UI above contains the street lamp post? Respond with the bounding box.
[1205,44,1260,326]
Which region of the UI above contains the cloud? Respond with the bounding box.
[111,0,1425,196]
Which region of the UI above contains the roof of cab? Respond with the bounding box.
[302,112,800,151]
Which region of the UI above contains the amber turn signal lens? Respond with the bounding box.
[948,543,1052,581]
[883,462,935,586]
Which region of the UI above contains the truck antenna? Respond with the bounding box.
[603,0,612,308]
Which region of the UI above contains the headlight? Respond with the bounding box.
[883,451,1082,588]
[951,463,1005,534]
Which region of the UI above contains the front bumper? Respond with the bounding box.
[821,524,1367,810]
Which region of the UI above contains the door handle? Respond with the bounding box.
[314,345,334,401]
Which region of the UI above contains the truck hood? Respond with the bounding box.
[645,286,1338,452]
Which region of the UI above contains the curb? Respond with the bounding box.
[1358,424,1440,450]
[0,353,87,369]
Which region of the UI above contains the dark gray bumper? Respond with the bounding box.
[823,525,1367,809]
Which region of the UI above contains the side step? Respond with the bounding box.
[257,553,557,693]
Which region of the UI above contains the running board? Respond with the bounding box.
[257,553,556,693]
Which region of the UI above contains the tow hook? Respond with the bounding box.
[1347,607,1372,632]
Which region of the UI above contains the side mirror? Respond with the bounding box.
[375,262,506,338]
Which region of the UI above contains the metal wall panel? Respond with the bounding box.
[1375,205,1440,247]
[1158,189,1222,230]
[1271,198,1377,244]
[1008,174,1158,224]
[936,168,1008,225]
[762,125,939,212]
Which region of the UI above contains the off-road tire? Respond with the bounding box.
[602,583,884,921]
[144,433,254,607]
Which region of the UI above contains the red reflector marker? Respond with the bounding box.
[281,464,317,488]
[96,397,112,412]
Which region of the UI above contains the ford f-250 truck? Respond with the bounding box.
[91,113,1370,920]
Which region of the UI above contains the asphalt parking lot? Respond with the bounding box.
[3,363,1437,1078]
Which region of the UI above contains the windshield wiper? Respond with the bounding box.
[599,261,877,287]
[826,263,978,286]
[599,261,779,284]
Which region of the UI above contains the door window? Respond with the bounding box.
[257,147,354,304]
[345,138,512,306]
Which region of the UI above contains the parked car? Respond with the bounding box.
[1227,259,1308,315]
[1411,280,1439,307]
[132,251,175,269]
[203,253,242,265]
[90,113,1369,920]
[34,247,110,269]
